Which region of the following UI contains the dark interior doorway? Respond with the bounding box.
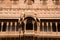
[25,17,35,30]
[26,19,33,30]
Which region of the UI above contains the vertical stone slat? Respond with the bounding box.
[19,21,22,34]
[55,22,58,35]
[10,22,13,31]
[15,22,17,32]
[55,22,58,32]
[37,21,40,33]
[18,18,22,34]
[50,22,52,32]
[42,22,44,32]
[6,22,9,32]
[24,20,26,33]
[46,22,48,32]
[1,22,3,32]
[18,18,20,31]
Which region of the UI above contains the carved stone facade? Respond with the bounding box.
[0,0,60,40]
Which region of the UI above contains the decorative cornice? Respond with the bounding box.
[0,8,60,11]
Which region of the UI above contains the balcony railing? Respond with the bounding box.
[0,19,60,38]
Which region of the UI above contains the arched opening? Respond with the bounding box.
[24,17,35,30]
[26,19,33,30]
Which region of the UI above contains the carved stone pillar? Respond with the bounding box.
[37,21,40,33]
[55,22,58,32]
[20,21,22,34]
[15,22,17,32]
[6,22,9,32]
[46,22,48,32]
[1,22,3,32]
[10,22,13,31]
[42,22,44,32]
[24,20,26,33]
[18,18,22,33]
[50,22,52,32]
